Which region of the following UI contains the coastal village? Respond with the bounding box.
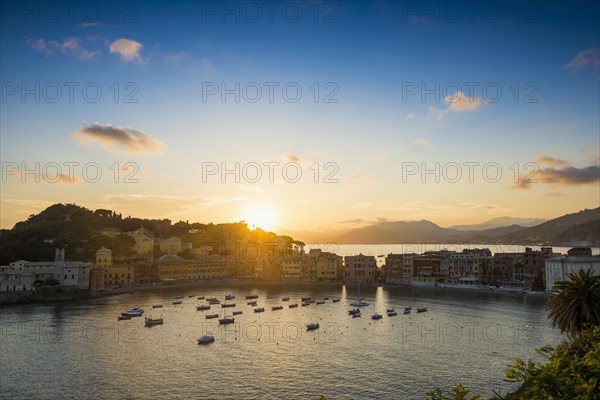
[1,223,599,298]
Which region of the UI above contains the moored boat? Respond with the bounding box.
[254,307,265,313]
[173,300,182,305]
[196,305,211,311]
[417,307,428,313]
[206,313,219,319]
[272,305,283,311]
[118,315,131,321]
[306,323,320,330]
[247,301,257,306]
[282,295,290,301]
[232,310,243,315]
[245,294,259,299]
[289,303,298,308]
[152,304,163,309]
[348,308,361,315]
[221,303,236,308]
[121,307,144,317]
[387,311,397,316]
[197,335,215,344]
[371,313,383,320]
[219,317,235,324]
[332,298,340,303]
[145,317,164,326]
[225,294,235,300]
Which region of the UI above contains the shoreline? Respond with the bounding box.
[1,279,548,306]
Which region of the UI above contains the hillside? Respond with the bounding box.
[498,208,600,245]
[0,203,292,265]
[325,208,599,245]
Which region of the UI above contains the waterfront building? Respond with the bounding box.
[344,254,377,283]
[384,254,414,284]
[447,249,492,285]
[0,249,92,292]
[316,252,343,281]
[413,255,442,282]
[545,254,600,292]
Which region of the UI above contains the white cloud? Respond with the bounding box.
[72,123,166,154]
[109,38,143,62]
[415,138,431,147]
[566,48,600,70]
[27,37,100,61]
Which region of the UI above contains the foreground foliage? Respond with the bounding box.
[504,325,600,399]
[546,269,600,337]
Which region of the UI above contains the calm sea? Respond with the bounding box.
[1,284,564,399]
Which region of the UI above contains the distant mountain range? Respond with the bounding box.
[299,208,599,246]
[448,217,546,231]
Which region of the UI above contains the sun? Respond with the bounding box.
[242,205,278,231]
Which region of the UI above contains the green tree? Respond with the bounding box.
[546,269,600,337]
[504,325,600,399]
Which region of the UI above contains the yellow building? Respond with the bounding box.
[127,228,154,256]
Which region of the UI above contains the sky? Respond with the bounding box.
[1,0,599,237]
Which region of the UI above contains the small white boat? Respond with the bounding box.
[152,304,163,309]
[225,294,235,300]
[386,307,394,313]
[351,281,369,307]
[208,299,220,305]
[417,307,428,313]
[371,313,382,320]
[254,307,265,313]
[306,323,320,330]
[196,305,211,311]
[121,308,144,317]
[206,314,219,319]
[352,313,361,318]
[404,306,412,311]
[272,305,283,311]
[387,311,397,316]
[403,309,411,315]
[145,317,163,326]
[348,308,361,315]
[289,303,298,308]
[282,295,290,301]
[198,335,215,344]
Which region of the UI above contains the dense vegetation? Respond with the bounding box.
[0,203,300,264]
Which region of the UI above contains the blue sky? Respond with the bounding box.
[1,1,599,234]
